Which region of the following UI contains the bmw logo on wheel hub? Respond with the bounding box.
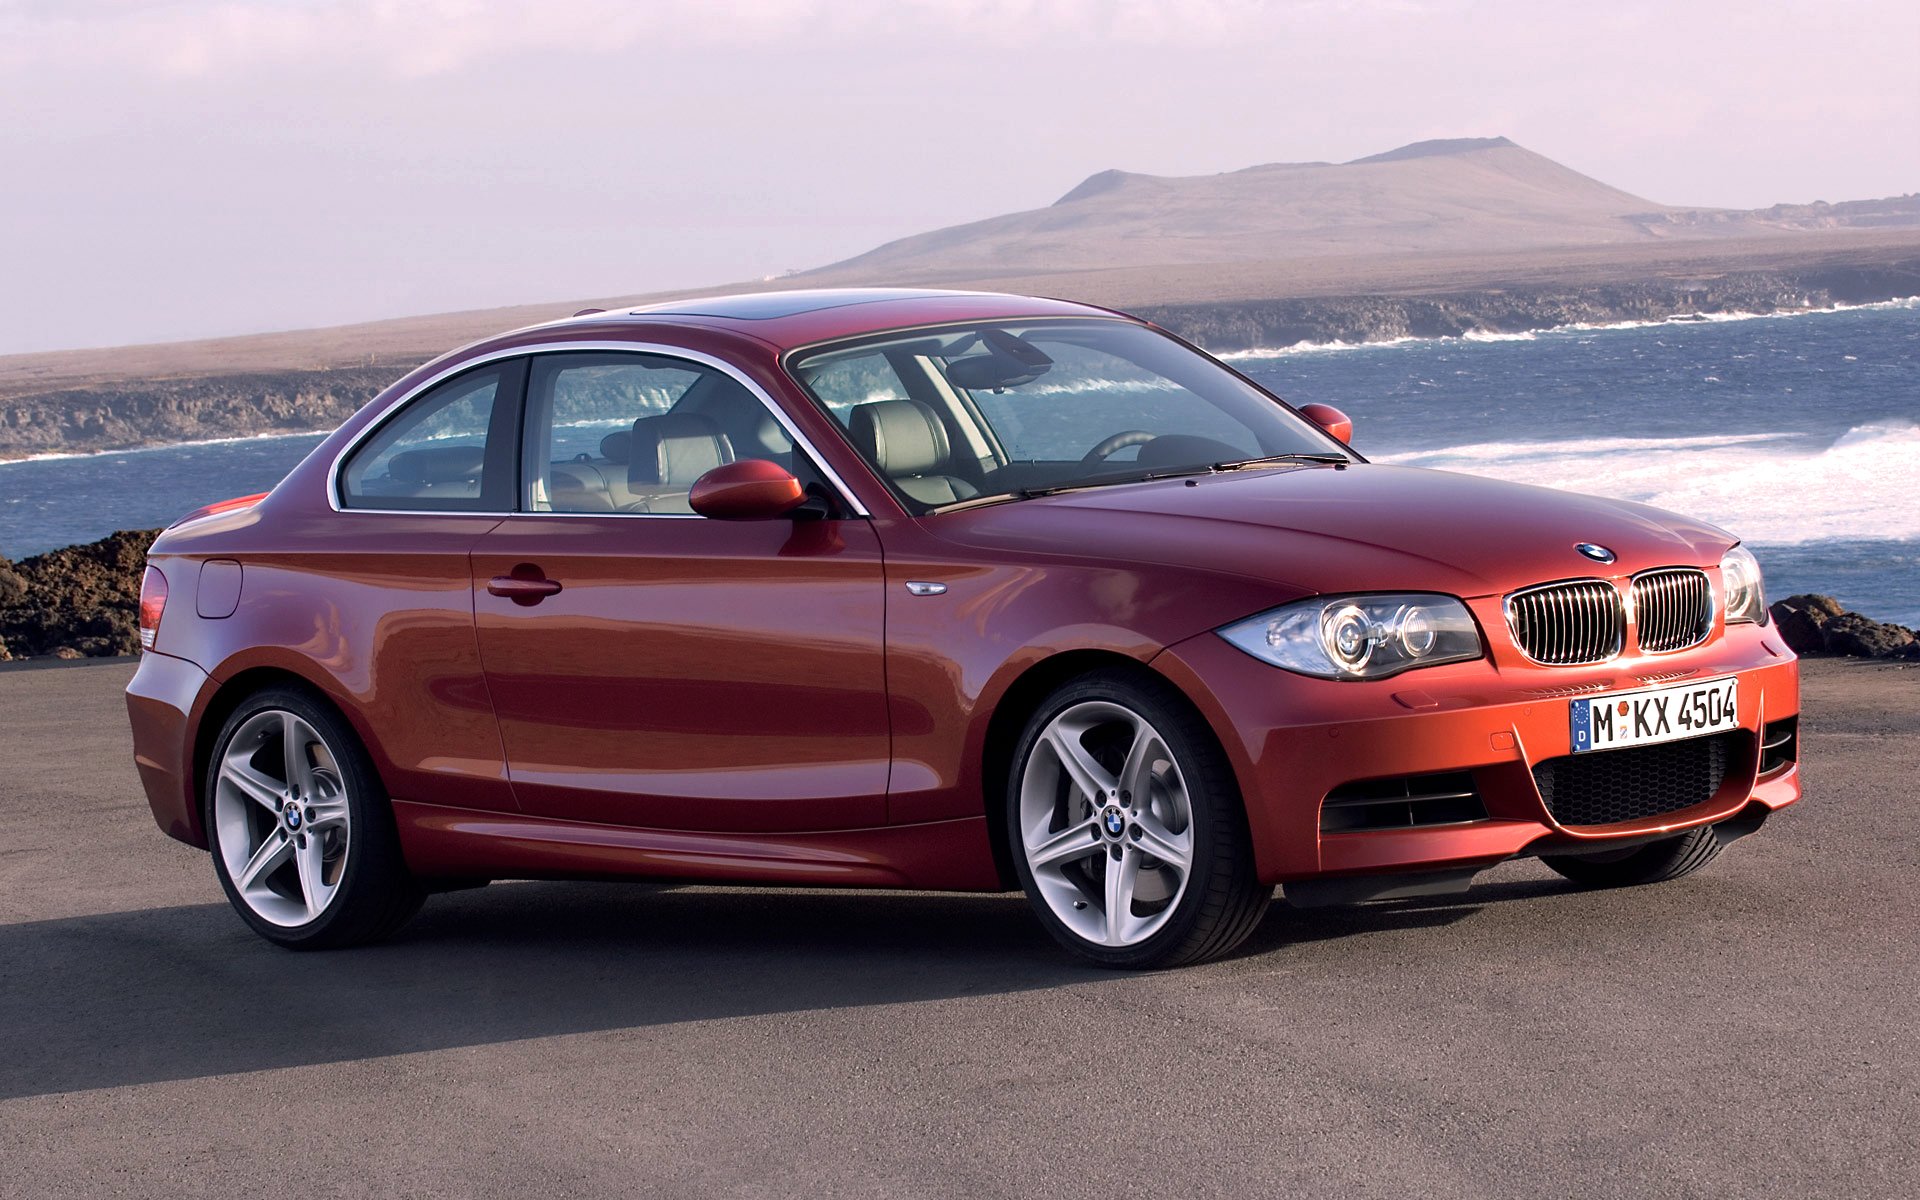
[1574,542,1617,564]
[284,802,304,830]
[1102,806,1126,838]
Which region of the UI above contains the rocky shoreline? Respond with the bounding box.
[1136,261,1920,353]
[1,529,1912,667]
[0,530,158,660]
[3,259,1917,461]
[0,365,401,462]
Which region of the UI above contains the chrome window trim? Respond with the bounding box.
[327,339,870,519]
[1501,576,1627,668]
[1627,566,1716,655]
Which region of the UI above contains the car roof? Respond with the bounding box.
[537,287,1132,352]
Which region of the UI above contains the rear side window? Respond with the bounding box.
[339,363,519,511]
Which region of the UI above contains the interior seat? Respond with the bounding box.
[547,460,614,512]
[847,399,978,506]
[626,412,734,513]
[380,443,486,501]
[597,430,639,509]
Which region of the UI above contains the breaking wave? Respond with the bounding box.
[1219,295,1920,360]
[1381,422,1920,545]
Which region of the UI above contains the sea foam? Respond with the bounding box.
[1219,295,1920,360]
[1381,422,1920,545]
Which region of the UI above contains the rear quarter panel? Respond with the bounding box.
[143,501,517,830]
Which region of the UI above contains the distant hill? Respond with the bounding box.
[3,135,1919,459]
[804,137,1920,282]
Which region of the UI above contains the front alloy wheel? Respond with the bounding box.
[1009,671,1269,968]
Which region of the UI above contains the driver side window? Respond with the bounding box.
[522,352,818,515]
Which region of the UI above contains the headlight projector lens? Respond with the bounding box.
[1220,593,1484,680]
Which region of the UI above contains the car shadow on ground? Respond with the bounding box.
[0,874,1572,1100]
[0,884,1082,1100]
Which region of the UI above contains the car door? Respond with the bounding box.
[328,356,525,814]
[468,348,891,833]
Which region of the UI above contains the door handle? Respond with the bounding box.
[487,566,563,606]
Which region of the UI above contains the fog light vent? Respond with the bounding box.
[1321,771,1487,833]
[1759,717,1798,776]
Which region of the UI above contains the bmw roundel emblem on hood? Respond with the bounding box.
[1574,542,1617,564]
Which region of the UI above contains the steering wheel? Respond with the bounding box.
[1080,430,1157,465]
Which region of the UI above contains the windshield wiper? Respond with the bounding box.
[927,456,1348,514]
[1013,465,1217,499]
[1211,452,1350,470]
[927,466,1211,513]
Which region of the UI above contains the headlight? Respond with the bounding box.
[1218,594,1483,680]
[1720,544,1768,625]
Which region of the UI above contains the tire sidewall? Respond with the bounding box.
[1005,670,1247,968]
[205,687,393,948]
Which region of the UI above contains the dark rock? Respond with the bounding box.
[1822,612,1917,659]
[1779,593,1846,621]
[1770,593,1917,660]
[1769,594,1841,655]
[0,529,160,660]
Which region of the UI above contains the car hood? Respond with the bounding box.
[933,463,1737,600]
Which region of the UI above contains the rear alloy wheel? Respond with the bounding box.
[1541,826,1723,888]
[1008,671,1269,968]
[207,688,423,949]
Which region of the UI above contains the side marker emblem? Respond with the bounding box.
[904,581,947,597]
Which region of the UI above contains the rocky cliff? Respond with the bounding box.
[0,365,408,461]
[1135,261,1920,353]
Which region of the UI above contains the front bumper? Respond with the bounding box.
[1152,623,1800,887]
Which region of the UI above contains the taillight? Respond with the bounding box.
[138,566,168,650]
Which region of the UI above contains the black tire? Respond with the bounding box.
[1006,668,1270,969]
[205,686,424,949]
[1540,826,1723,888]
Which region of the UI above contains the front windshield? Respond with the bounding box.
[788,318,1348,512]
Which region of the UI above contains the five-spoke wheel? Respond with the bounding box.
[214,709,352,926]
[1008,670,1269,968]
[206,688,423,948]
[1019,699,1196,948]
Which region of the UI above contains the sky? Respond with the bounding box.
[1,0,1915,355]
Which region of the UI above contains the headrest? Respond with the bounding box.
[600,430,632,463]
[754,414,794,456]
[629,412,733,487]
[389,444,486,485]
[849,399,950,476]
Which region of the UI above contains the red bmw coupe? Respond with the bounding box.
[125,289,1800,967]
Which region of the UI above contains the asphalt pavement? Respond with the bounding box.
[1,657,1915,1198]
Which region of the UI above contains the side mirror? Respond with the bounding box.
[689,459,809,520]
[1298,403,1353,445]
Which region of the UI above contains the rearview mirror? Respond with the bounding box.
[1298,403,1353,445]
[689,459,809,520]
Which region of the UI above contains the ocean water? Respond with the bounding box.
[2,301,1915,625]
[1229,300,1920,625]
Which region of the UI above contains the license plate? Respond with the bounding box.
[1570,677,1739,753]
